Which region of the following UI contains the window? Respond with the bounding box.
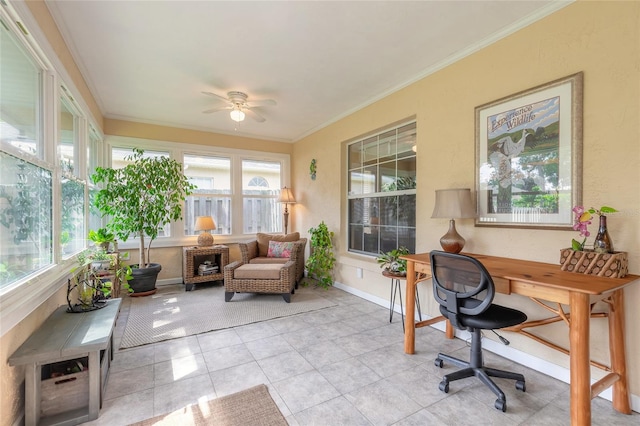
[0,19,42,158]
[242,160,281,234]
[184,154,232,236]
[59,93,85,258]
[347,122,416,256]
[0,151,53,289]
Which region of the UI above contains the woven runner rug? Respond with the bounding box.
[129,384,287,426]
[120,284,336,348]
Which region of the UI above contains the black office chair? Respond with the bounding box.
[430,250,527,412]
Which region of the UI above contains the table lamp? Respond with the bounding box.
[278,187,296,235]
[431,188,475,253]
[194,216,216,246]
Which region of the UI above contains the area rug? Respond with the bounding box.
[129,384,287,426]
[120,284,336,348]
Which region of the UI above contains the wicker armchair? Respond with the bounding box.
[238,233,307,287]
[224,260,295,303]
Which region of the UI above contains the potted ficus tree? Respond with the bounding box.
[91,148,195,295]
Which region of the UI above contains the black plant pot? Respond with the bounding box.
[129,263,162,296]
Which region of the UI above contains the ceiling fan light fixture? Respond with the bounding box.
[230,107,245,122]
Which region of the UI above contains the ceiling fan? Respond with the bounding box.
[201,91,276,123]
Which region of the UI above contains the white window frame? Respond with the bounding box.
[106,136,291,248]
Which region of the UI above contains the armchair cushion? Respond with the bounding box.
[267,241,295,258]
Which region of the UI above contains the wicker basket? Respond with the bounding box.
[559,248,628,278]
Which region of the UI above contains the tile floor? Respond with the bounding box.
[86,284,639,426]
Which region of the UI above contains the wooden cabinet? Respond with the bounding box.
[182,245,229,291]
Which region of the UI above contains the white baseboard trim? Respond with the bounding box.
[333,281,640,414]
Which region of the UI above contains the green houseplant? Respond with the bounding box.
[91,148,195,295]
[89,227,116,252]
[376,246,410,275]
[304,221,336,289]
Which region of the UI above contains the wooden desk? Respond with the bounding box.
[401,252,639,426]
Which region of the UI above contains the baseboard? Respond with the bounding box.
[333,281,640,414]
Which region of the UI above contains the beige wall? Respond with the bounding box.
[292,0,640,399]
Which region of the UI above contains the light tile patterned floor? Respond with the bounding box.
[86,284,639,425]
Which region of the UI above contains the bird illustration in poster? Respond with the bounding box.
[484,96,560,215]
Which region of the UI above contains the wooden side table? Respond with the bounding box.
[182,245,229,291]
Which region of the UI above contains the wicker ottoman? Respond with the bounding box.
[224,261,296,303]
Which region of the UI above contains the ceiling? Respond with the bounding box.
[45,1,567,143]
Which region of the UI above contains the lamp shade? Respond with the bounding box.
[194,216,216,231]
[431,188,475,219]
[278,187,296,204]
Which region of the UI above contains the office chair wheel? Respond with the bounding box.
[434,358,443,368]
[515,380,526,392]
[438,380,449,393]
[494,399,506,412]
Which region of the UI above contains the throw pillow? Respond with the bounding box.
[256,232,300,257]
[267,241,295,258]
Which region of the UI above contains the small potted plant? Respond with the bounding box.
[89,227,116,252]
[89,249,112,272]
[377,246,410,276]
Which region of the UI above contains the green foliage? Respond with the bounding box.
[91,148,195,268]
[304,221,336,289]
[89,228,115,244]
[376,246,410,274]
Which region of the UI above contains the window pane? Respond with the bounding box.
[0,151,52,288]
[184,154,231,194]
[363,137,378,166]
[349,169,363,195]
[378,130,396,163]
[184,196,231,235]
[243,197,280,233]
[379,161,396,192]
[349,224,363,252]
[242,160,280,195]
[362,165,377,194]
[380,196,398,226]
[0,23,42,157]
[397,122,416,158]
[397,157,416,190]
[348,141,362,169]
[59,98,76,174]
[184,154,232,235]
[61,177,85,257]
[242,160,281,233]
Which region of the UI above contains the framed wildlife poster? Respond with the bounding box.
[475,72,583,229]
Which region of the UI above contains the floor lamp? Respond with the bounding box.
[431,188,476,253]
[278,187,296,235]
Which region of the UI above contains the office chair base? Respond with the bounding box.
[435,353,525,412]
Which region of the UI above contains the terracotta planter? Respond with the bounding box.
[559,248,628,278]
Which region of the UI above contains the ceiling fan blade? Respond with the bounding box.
[248,99,277,107]
[202,106,232,114]
[244,108,266,122]
[201,91,229,103]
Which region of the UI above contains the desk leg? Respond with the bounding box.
[570,292,591,426]
[24,364,41,426]
[88,351,100,420]
[609,289,631,414]
[404,261,416,354]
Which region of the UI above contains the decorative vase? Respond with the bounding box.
[593,215,613,254]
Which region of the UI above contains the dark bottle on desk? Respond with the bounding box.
[593,215,614,254]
